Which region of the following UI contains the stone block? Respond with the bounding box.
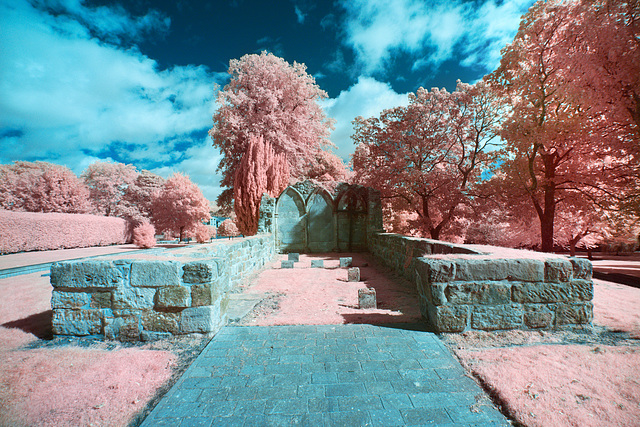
[556,302,593,326]
[513,280,593,304]
[190,282,222,307]
[455,259,544,282]
[281,260,295,269]
[51,261,123,289]
[51,291,91,309]
[444,282,511,305]
[156,286,191,309]
[183,261,218,284]
[471,304,524,331]
[524,304,555,329]
[112,286,156,310]
[104,315,141,341]
[180,306,222,334]
[130,261,182,288]
[311,259,324,268]
[340,257,352,267]
[570,258,592,280]
[52,309,102,336]
[288,253,300,262]
[347,267,360,282]
[571,280,594,301]
[544,258,573,282]
[358,288,377,309]
[422,259,456,283]
[141,331,173,341]
[427,305,469,332]
[140,311,180,333]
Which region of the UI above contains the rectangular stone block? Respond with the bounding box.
[141,331,173,341]
[51,291,91,309]
[281,260,295,269]
[180,305,222,334]
[358,288,377,309]
[444,282,511,305]
[471,304,524,331]
[524,304,554,329]
[104,315,141,341]
[414,269,446,306]
[156,286,191,309]
[52,309,102,336]
[91,292,112,309]
[51,261,123,289]
[347,267,360,282]
[418,259,455,283]
[544,258,573,282]
[190,282,222,307]
[427,304,469,332]
[513,281,593,304]
[183,261,218,284]
[130,260,182,288]
[288,253,300,262]
[311,260,324,268]
[555,302,593,326]
[570,258,593,280]
[112,286,156,310]
[340,257,352,267]
[140,311,180,333]
[455,259,544,282]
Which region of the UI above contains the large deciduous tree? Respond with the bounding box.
[120,170,166,225]
[82,161,138,217]
[352,81,501,240]
[210,51,343,209]
[233,135,289,236]
[0,161,92,214]
[490,0,639,252]
[151,173,210,242]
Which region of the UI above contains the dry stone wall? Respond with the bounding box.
[50,234,275,341]
[369,233,593,333]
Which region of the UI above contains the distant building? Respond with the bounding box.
[205,215,227,228]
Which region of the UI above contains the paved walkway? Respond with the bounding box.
[141,324,509,426]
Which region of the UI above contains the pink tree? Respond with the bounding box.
[81,161,138,216]
[120,170,166,225]
[233,135,290,236]
[0,161,92,214]
[490,0,638,252]
[132,222,157,249]
[352,81,501,240]
[210,51,343,209]
[151,173,210,242]
[217,219,239,238]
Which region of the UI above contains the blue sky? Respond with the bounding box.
[0,0,534,203]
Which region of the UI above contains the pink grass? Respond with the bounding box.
[593,278,640,338]
[242,253,422,325]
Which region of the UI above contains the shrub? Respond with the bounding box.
[133,223,156,249]
[0,210,128,254]
[217,219,240,237]
[194,223,211,243]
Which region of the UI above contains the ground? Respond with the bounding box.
[0,249,638,426]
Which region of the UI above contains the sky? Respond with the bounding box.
[0,0,535,204]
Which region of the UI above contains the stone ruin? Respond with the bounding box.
[50,180,594,340]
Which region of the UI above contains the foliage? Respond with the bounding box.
[352,81,501,239]
[151,173,210,242]
[210,51,344,210]
[132,222,156,249]
[489,0,639,252]
[0,210,128,254]
[120,170,166,225]
[81,161,138,217]
[233,135,289,236]
[193,223,212,243]
[0,161,92,214]
[217,219,240,237]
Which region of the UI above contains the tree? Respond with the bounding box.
[352,81,501,240]
[0,161,92,214]
[151,173,210,242]
[217,219,239,238]
[133,222,157,249]
[210,51,342,209]
[82,161,138,216]
[490,0,638,252]
[233,135,289,236]
[120,170,166,225]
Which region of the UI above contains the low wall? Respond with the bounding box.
[369,233,593,332]
[50,234,275,341]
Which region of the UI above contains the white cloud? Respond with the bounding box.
[294,5,305,24]
[338,0,532,75]
[320,76,410,162]
[0,0,221,199]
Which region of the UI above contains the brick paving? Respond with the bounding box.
[141,323,509,426]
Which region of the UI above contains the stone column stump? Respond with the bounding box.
[347,267,360,282]
[340,257,352,267]
[311,259,324,268]
[359,288,377,309]
[288,253,300,262]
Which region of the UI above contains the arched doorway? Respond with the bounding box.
[307,190,335,252]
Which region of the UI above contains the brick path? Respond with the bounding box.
[141,323,509,426]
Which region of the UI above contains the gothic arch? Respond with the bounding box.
[336,189,368,252]
[275,186,306,252]
[306,189,335,252]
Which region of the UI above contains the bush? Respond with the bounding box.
[133,223,156,249]
[217,219,239,237]
[0,210,128,254]
[194,223,211,243]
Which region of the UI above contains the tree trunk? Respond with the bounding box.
[570,240,576,257]
[430,228,441,240]
[539,153,557,253]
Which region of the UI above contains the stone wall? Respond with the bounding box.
[50,234,275,341]
[369,232,593,333]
